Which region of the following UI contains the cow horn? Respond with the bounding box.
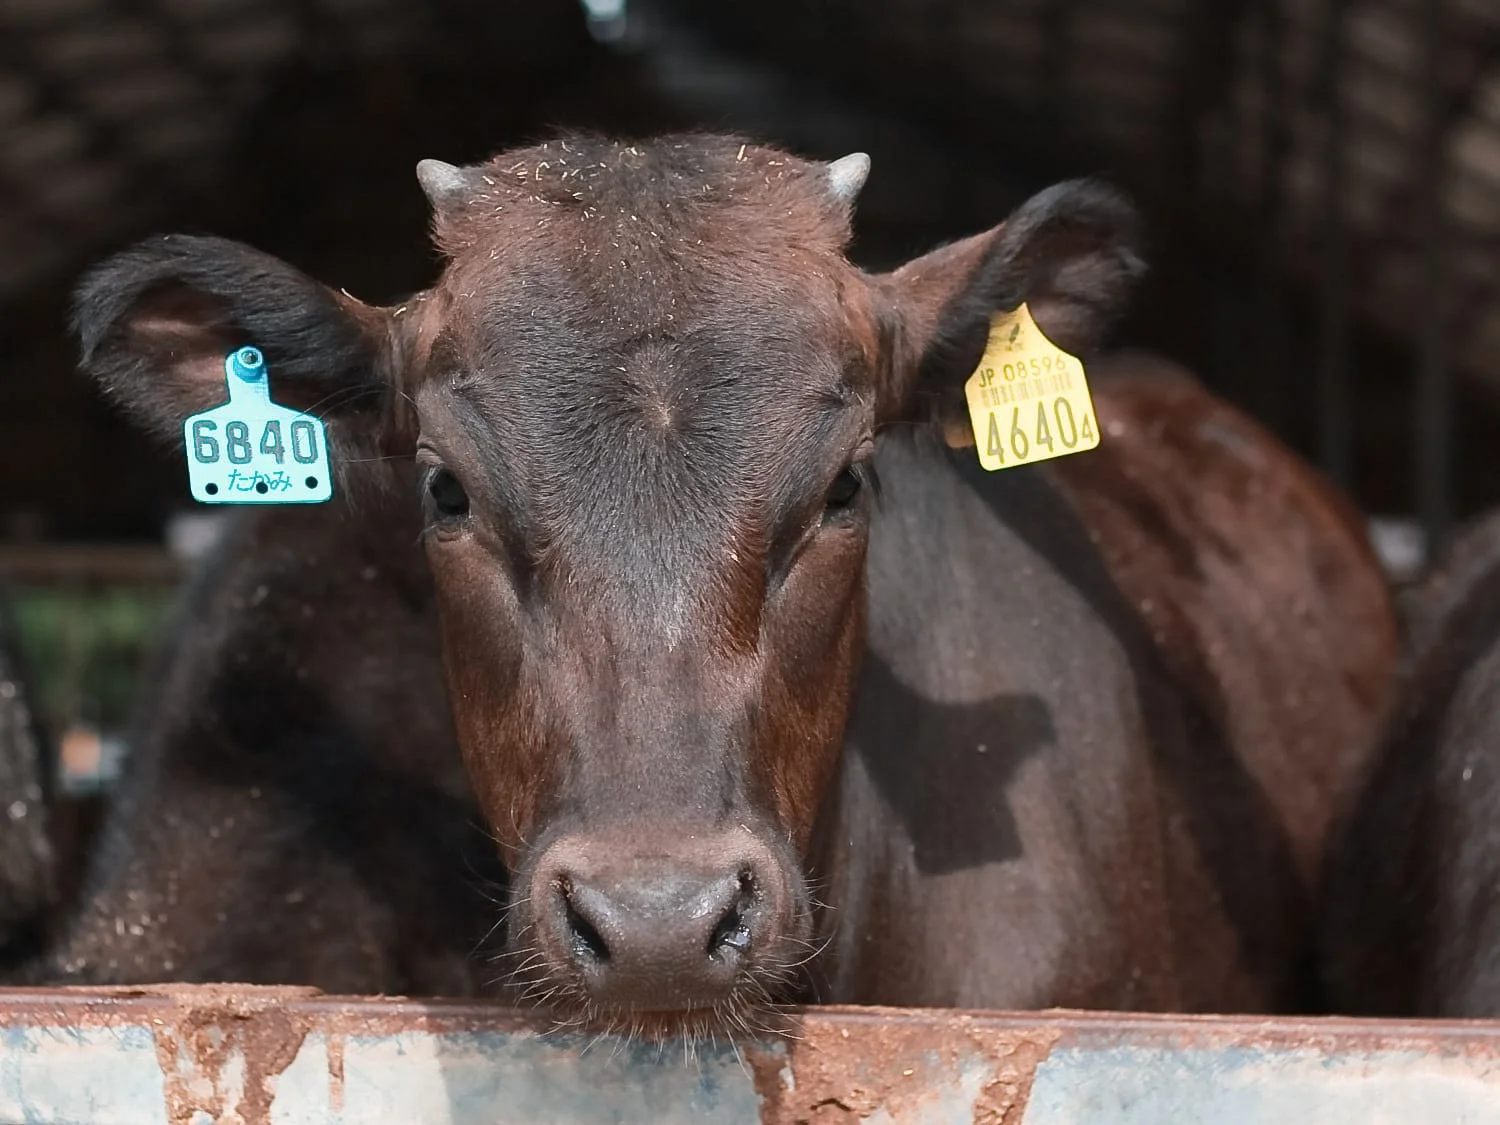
[826,152,871,207]
[416,158,483,209]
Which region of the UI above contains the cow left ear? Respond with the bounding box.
[874,180,1145,430]
[71,234,415,476]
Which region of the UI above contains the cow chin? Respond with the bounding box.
[504,970,807,1045]
[498,823,814,1041]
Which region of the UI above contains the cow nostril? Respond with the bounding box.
[559,882,611,964]
[706,871,759,962]
[708,909,751,960]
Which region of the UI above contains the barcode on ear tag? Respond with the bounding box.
[962,303,1101,472]
[182,347,334,505]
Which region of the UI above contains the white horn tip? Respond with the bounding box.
[416,159,472,207]
[827,152,871,206]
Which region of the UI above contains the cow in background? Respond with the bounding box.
[1321,509,1500,1017]
[0,593,56,972]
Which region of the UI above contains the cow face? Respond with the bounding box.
[74,135,1142,1036]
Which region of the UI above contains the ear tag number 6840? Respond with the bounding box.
[182,347,334,505]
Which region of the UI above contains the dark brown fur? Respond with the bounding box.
[1320,508,1500,1016]
[36,496,501,994]
[1056,355,1394,882]
[0,596,56,970]
[56,134,1394,1031]
[1053,356,1395,1007]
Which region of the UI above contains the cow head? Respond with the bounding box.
[74,135,1142,1035]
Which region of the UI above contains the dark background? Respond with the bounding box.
[0,0,1495,786]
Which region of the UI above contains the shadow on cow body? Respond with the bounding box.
[49,134,1396,1034]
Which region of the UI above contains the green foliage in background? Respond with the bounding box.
[8,585,178,739]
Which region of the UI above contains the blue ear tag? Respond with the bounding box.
[182,347,334,505]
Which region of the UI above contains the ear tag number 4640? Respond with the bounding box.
[963,303,1101,472]
[183,347,334,505]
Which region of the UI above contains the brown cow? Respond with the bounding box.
[54,134,1394,1037]
[1320,509,1500,1017]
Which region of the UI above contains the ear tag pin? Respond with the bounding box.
[182,346,334,505]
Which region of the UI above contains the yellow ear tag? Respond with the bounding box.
[963,303,1100,471]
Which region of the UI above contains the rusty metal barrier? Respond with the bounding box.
[0,985,1496,1123]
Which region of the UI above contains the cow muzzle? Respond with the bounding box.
[526,828,792,1012]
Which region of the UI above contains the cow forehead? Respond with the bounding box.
[426,187,876,449]
[422,293,867,529]
[426,232,868,439]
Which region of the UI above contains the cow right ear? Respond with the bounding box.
[72,234,404,455]
[873,180,1145,435]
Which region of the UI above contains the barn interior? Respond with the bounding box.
[0,0,1494,907]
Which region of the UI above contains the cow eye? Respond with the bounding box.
[824,466,863,513]
[427,468,470,520]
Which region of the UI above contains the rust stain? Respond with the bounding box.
[143,984,320,1124]
[327,1031,346,1113]
[749,1007,1060,1124]
[966,1022,1060,1125]
[748,1036,790,1119]
[152,1007,231,1125]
